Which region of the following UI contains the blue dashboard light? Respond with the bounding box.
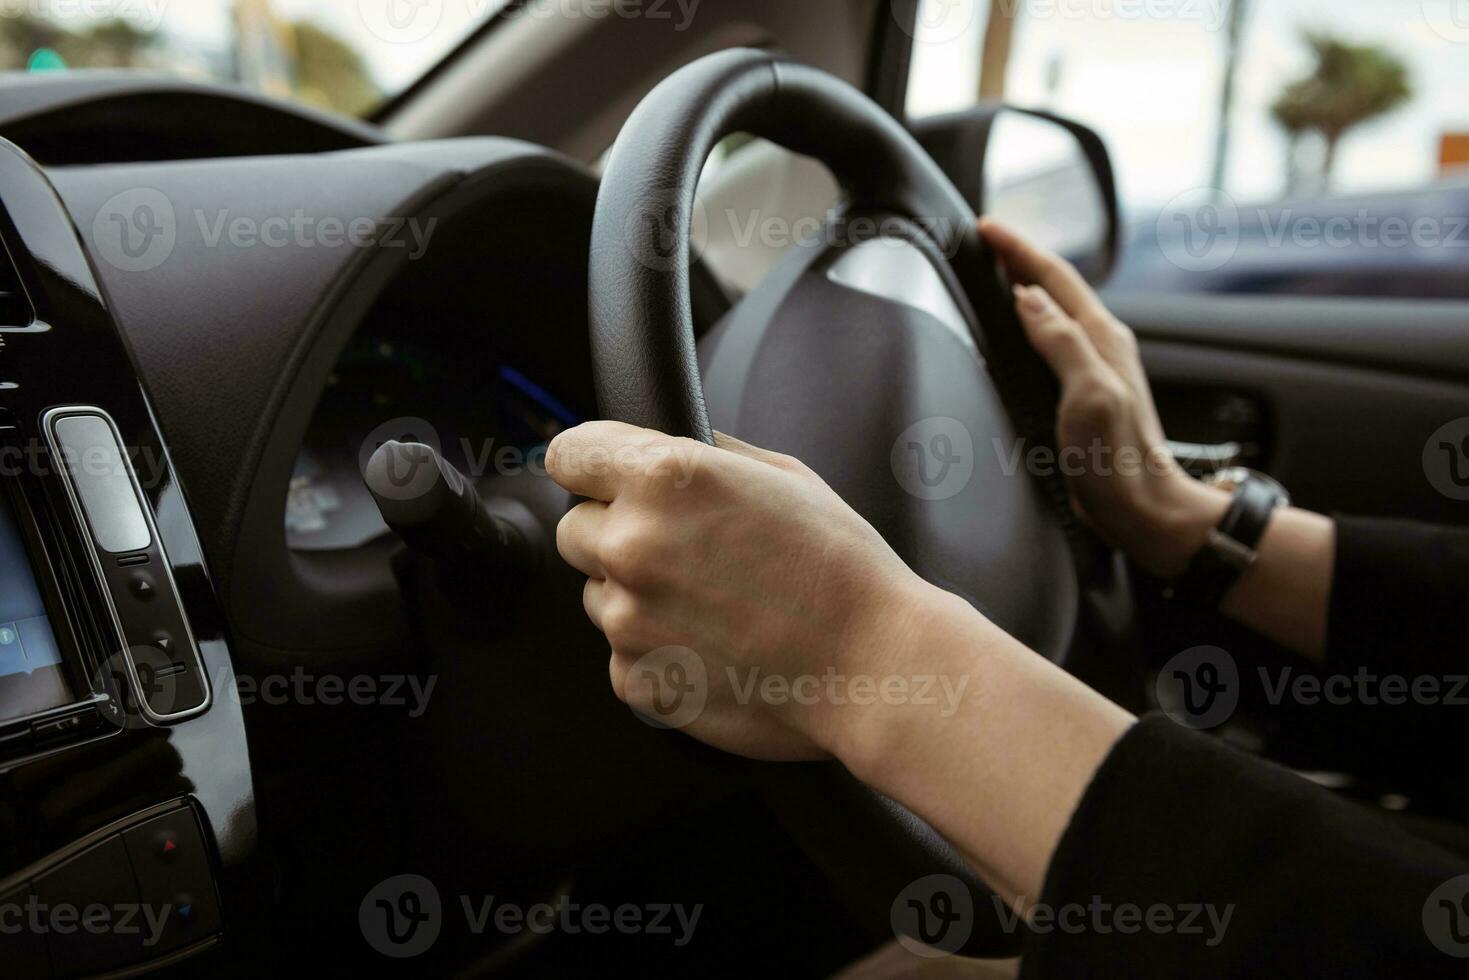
[498,365,581,430]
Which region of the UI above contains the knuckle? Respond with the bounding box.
[772,451,807,475]
[555,511,579,558]
[1046,318,1086,348]
[1105,319,1139,355]
[598,525,654,584]
[1068,378,1125,423]
[608,655,629,697]
[628,441,692,494]
[600,593,643,642]
[1037,317,1088,357]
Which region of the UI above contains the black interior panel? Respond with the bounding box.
[1113,293,1469,527]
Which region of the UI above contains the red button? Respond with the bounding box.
[153,828,181,863]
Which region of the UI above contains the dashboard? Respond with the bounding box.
[287,333,580,552]
[0,70,736,977]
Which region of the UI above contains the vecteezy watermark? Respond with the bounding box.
[354,417,705,503]
[1018,0,1228,30]
[1257,668,1469,709]
[618,192,711,274]
[891,875,975,957]
[623,646,710,730]
[357,416,447,503]
[461,895,702,947]
[1155,646,1240,730]
[360,875,443,959]
[892,0,975,44]
[230,668,438,717]
[1424,417,1469,501]
[0,0,171,31]
[718,211,969,261]
[621,203,976,274]
[729,667,970,718]
[992,436,1176,481]
[90,190,439,273]
[356,0,447,45]
[92,188,177,273]
[0,896,174,949]
[1156,188,1242,273]
[1156,186,1469,273]
[359,875,703,958]
[621,647,971,731]
[892,417,976,501]
[890,876,1235,960]
[894,0,1227,45]
[358,0,701,45]
[502,0,702,31]
[1425,875,1469,958]
[92,652,439,729]
[0,434,172,489]
[996,895,1235,947]
[1422,0,1469,44]
[192,210,438,259]
[1157,646,1469,730]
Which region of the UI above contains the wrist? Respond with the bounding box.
[1125,476,1233,580]
[818,580,1009,788]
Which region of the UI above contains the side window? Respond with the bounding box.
[906,0,1469,300]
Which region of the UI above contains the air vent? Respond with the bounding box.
[0,235,35,328]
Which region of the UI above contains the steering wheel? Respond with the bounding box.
[590,48,1086,956]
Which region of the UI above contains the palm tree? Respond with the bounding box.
[0,12,66,67]
[66,20,159,69]
[1272,32,1411,194]
[290,21,381,117]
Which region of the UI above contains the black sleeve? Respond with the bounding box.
[1328,516,1469,677]
[1020,714,1469,979]
[1322,517,1469,788]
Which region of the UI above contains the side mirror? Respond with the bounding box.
[912,106,1121,284]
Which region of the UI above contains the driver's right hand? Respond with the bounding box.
[980,218,1231,580]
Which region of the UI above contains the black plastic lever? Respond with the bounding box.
[364,440,539,577]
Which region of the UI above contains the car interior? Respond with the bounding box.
[0,0,1466,976]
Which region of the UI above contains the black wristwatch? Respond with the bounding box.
[1166,469,1289,607]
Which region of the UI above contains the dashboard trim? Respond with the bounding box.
[41,405,212,725]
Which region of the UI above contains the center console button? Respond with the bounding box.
[127,646,206,719]
[128,571,157,601]
[121,808,222,956]
[48,414,151,555]
[33,836,147,977]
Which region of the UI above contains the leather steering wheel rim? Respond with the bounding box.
[588,48,1080,958]
[590,47,1022,442]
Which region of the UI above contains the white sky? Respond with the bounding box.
[50,0,496,89]
[41,0,1469,210]
[908,0,1469,210]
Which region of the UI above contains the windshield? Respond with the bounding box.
[0,0,507,117]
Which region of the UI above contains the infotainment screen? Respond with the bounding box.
[0,485,73,721]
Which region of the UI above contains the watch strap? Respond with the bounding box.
[1168,477,1284,607]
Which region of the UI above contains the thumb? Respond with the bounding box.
[713,431,795,469]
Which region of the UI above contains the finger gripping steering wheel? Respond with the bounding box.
[590,48,1082,957]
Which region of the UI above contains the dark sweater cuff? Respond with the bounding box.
[1020,714,1464,978]
[1328,516,1469,677]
